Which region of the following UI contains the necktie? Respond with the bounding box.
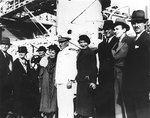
[106,39,109,44]
[5,53,10,65]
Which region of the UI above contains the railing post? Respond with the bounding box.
[0,23,4,41]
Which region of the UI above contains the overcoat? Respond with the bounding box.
[123,31,150,118]
[76,47,97,117]
[111,35,132,118]
[112,35,131,90]
[96,36,118,118]
[39,57,57,113]
[11,58,33,117]
[0,50,13,84]
[0,50,13,117]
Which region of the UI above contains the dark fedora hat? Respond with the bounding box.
[58,36,71,42]
[129,10,148,22]
[113,18,130,31]
[103,20,114,30]
[78,35,91,44]
[37,46,47,52]
[18,46,28,53]
[0,37,12,45]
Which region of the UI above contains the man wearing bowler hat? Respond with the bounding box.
[55,36,77,118]
[96,20,118,118]
[122,10,150,118]
[0,37,13,117]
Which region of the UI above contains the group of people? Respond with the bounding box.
[0,9,150,118]
[96,9,150,118]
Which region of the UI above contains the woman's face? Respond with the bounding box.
[48,49,56,59]
[79,40,89,49]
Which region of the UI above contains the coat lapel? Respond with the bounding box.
[135,31,147,46]
[116,35,129,52]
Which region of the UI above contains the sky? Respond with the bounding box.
[111,0,150,19]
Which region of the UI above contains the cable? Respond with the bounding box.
[70,0,97,24]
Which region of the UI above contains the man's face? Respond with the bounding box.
[114,25,126,38]
[131,21,145,34]
[0,44,10,52]
[59,41,68,50]
[19,52,26,59]
[104,28,114,38]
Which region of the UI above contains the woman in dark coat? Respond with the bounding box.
[12,46,33,118]
[39,44,60,118]
[75,35,97,118]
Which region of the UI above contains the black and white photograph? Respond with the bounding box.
[0,0,150,118]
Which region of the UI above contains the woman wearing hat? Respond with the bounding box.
[39,44,60,118]
[75,35,97,118]
[122,10,150,118]
[11,46,34,118]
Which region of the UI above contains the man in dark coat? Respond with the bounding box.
[122,10,150,118]
[96,20,118,118]
[12,46,34,118]
[0,37,13,117]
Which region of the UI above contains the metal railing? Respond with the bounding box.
[0,0,34,16]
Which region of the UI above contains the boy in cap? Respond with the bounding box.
[122,10,150,118]
[0,37,13,117]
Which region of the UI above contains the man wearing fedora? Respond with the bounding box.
[55,36,77,118]
[11,46,35,118]
[95,20,118,118]
[111,17,133,118]
[122,10,150,118]
[0,37,13,117]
